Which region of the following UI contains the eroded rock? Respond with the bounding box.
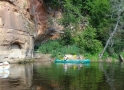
[0,0,64,62]
[0,1,34,61]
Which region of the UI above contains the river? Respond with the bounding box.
[0,61,124,90]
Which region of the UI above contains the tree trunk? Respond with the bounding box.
[99,4,121,59]
[118,54,123,62]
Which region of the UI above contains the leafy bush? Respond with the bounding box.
[38,27,103,59]
[83,27,103,53]
[38,40,80,59]
[51,45,80,59]
[38,40,62,54]
[59,29,74,46]
[73,27,103,54]
[61,45,80,55]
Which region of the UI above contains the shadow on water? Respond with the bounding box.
[0,60,124,90]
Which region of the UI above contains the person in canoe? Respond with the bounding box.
[63,54,76,60]
[63,55,68,61]
[63,54,82,60]
[77,55,82,60]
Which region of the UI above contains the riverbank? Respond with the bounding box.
[2,54,54,64]
[2,53,119,64]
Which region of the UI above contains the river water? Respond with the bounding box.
[0,61,124,90]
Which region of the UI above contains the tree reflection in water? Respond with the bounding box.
[1,62,124,90]
[34,62,124,90]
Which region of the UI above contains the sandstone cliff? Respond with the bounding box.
[0,0,62,62]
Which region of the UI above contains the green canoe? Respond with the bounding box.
[54,59,90,64]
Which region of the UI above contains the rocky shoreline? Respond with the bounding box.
[2,53,54,64]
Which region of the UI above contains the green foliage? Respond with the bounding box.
[74,27,103,54]
[120,52,124,58]
[51,45,80,59]
[38,27,103,59]
[85,0,111,27]
[61,0,83,26]
[44,0,83,27]
[84,0,111,46]
[38,40,80,59]
[109,0,124,54]
[38,40,62,54]
[38,0,124,59]
[43,0,61,8]
[59,45,80,55]
[83,28,102,53]
[59,29,74,45]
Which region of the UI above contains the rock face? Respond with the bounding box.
[0,0,63,62]
[30,0,63,45]
[0,0,35,61]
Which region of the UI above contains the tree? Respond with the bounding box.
[99,0,124,58]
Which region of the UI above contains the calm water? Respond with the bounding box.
[0,61,124,90]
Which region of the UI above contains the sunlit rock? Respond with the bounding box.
[0,0,64,62]
[0,1,34,61]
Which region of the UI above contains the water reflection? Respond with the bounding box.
[33,62,124,90]
[59,63,84,72]
[99,62,124,90]
[0,61,124,90]
[55,63,90,72]
[32,63,91,90]
[0,63,33,90]
[0,70,9,78]
[99,63,116,90]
